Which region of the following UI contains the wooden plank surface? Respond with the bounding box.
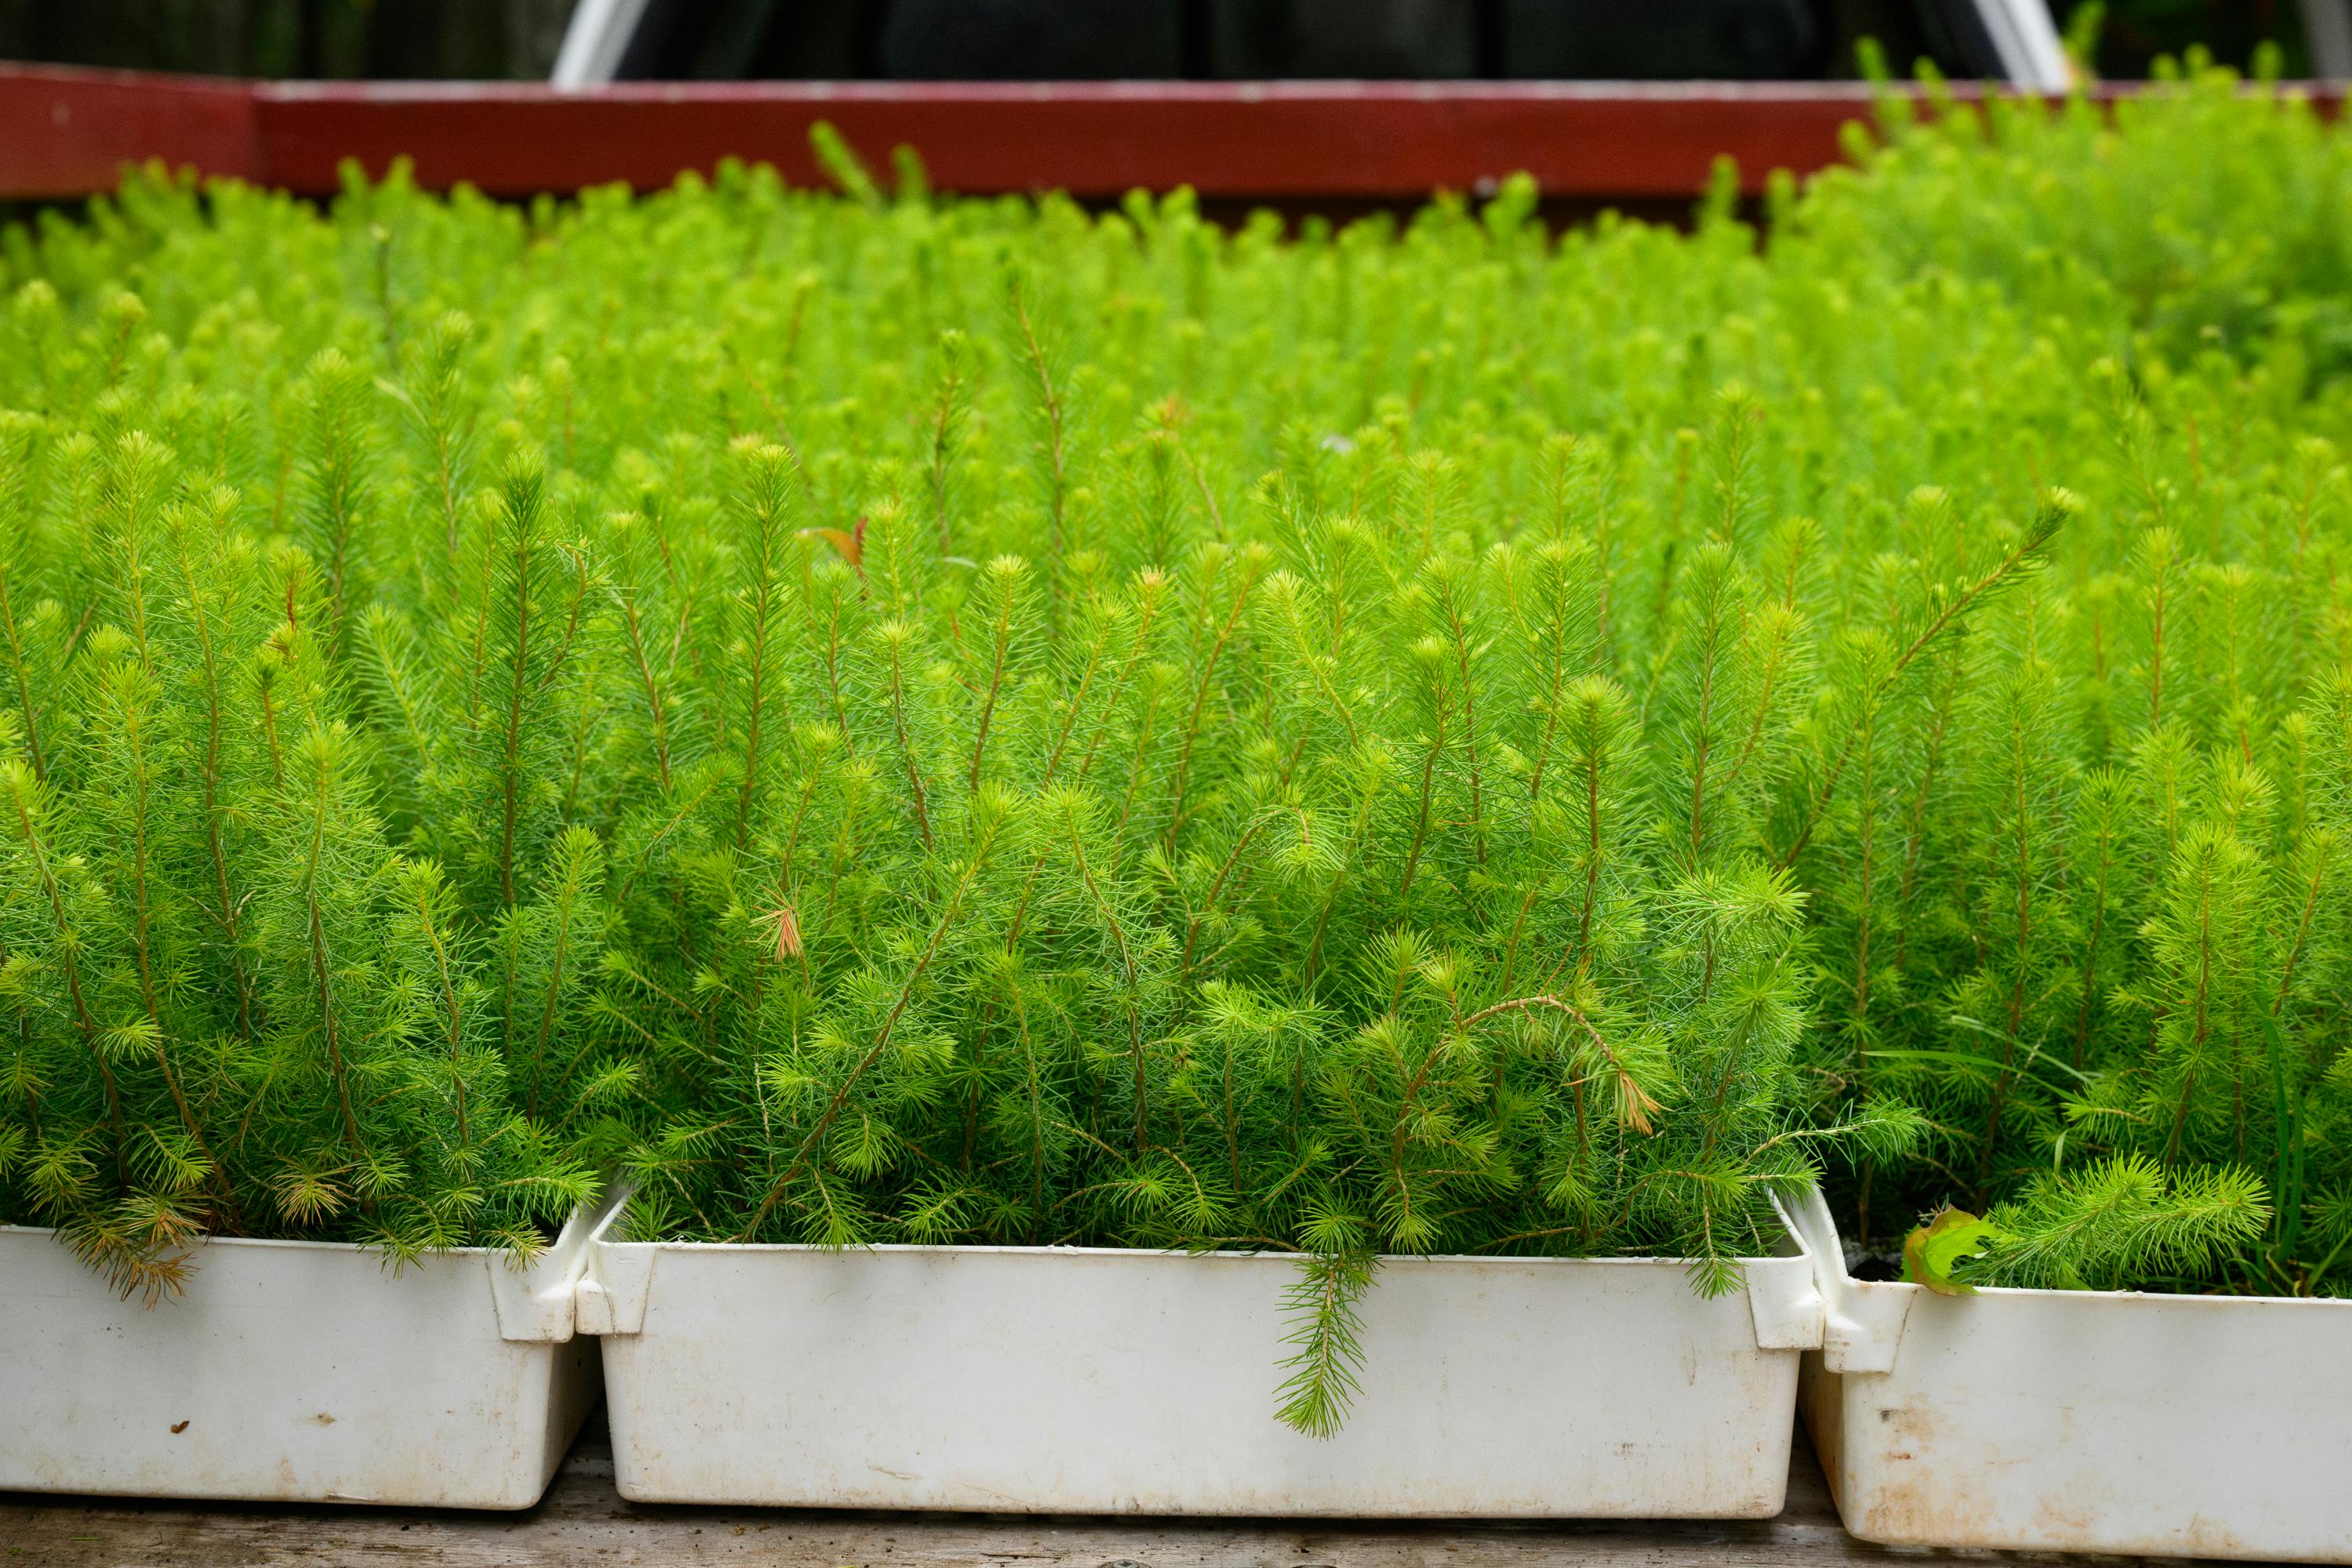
[0,1417,2098,1567]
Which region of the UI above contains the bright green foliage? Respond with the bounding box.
[1900,1207,2004,1294]
[5,72,2352,1395]
[1782,77,2352,1298]
[0,443,593,1300]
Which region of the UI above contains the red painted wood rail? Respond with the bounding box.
[246,78,1877,199]
[1,64,2339,204]
[5,65,1875,201]
[2,66,260,199]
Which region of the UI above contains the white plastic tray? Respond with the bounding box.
[0,1192,613,1509]
[582,1202,1824,1515]
[1787,1186,2352,1562]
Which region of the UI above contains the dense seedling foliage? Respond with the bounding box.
[1777,72,2352,1296]
[4,69,2350,1392]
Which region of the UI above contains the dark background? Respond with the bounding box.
[0,0,2314,82]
